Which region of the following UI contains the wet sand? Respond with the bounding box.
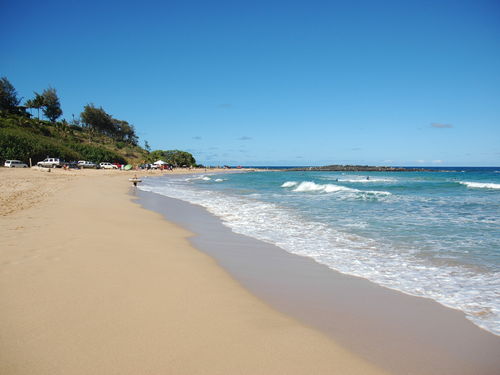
[136,186,500,375]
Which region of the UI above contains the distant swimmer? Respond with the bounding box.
[366,176,370,180]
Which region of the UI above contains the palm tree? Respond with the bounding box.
[25,98,35,117]
[33,92,45,121]
[25,92,45,120]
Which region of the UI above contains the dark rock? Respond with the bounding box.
[288,165,432,172]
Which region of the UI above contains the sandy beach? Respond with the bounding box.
[0,167,387,375]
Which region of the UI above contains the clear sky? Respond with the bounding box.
[1,0,499,166]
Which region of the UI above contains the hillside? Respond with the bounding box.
[0,115,149,165]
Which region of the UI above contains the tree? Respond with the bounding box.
[25,98,35,118]
[25,92,45,120]
[81,104,114,137]
[112,119,138,145]
[144,140,151,152]
[41,87,62,122]
[80,104,139,145]
[0,77,21,115]
[147,149,196,167]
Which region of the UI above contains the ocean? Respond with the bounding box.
[138,167,500,336]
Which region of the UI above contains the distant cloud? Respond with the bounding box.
[296,156,304,159]
[218,103,232,108]
[431,123,453,128]
[416,159,426,163]
[238,136,252,141]
[432,160,443,164]
[192,136,202,140]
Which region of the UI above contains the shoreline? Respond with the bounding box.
[0,168,388,374]
[135,181,500,375]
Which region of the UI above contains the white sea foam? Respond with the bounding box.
[187,175,223,182]
[287,181,391,197]
[185,175,212,181]
[281,181,298,188]
[293,181,354,193]
[460,181,500,190]
[139,176,500,336]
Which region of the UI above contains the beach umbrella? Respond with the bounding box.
[154,160,168,165]
[124,164,133,170]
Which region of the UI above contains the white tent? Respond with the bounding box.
[153,160,168,165]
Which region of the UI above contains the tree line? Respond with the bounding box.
[1,76,198,166]
[0,76,138,146]
[146,149,196,167]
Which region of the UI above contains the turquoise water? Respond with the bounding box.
[139,169,500,335]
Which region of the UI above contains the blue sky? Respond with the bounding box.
[1,0,499,166]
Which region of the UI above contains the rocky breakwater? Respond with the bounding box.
[289,165,432,172]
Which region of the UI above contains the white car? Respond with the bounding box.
[37,158,62,168]
[99,162,118,169]
[4,160,28,168]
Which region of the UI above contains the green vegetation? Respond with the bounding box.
[0,76,197,167]
[146,149,197,167]
[40,87,63,122]
[80,104,138,145]
[0,115,133,164]
[0,77,24,116]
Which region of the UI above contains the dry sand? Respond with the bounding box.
[0,168,387,375]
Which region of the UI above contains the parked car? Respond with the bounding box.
[99,162,118,169]
[65,161,80,169]
[4,160,28,168]
[37,158,63,168]
[78,160,97,169]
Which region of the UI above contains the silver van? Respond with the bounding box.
[4,160,28,168]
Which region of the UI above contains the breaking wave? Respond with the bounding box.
[460,181,500,190]
[283,181,391,196]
